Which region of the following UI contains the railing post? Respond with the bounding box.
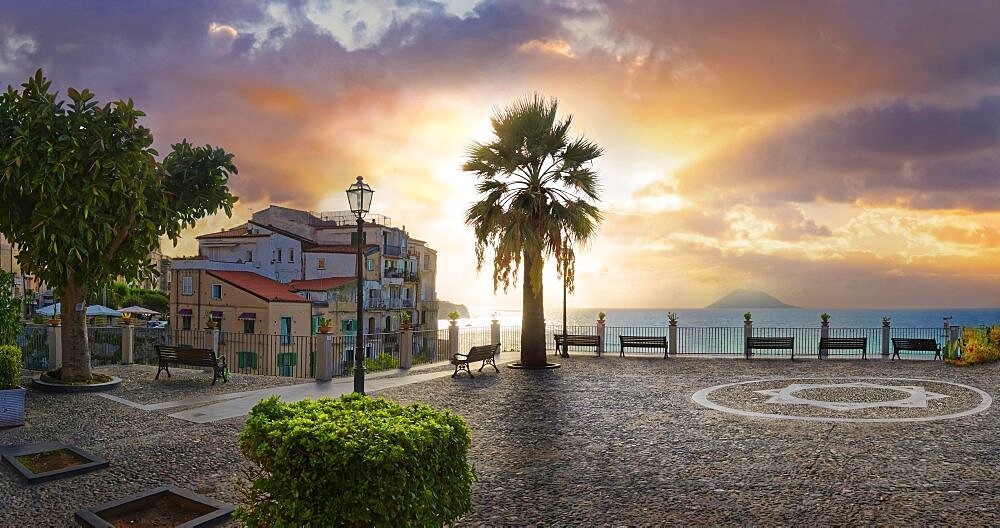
[490,318,500,348]
[596,320,606,357]
[316,334,333,381]
[122,324,134,364]
[668,322,678,356]
[449,321,459,359]
[400,328,413,369]
[48,324,62,370]
[881,321,891,359]
[819,321,830,359]
[211,328,221,355]
[743,320,753,359]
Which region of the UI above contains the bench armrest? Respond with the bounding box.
[452,353,469,361]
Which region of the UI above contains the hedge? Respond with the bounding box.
[236,394,474,527]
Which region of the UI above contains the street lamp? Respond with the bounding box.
[346,176,374,394]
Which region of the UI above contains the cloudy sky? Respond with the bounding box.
[3,0,1000,309]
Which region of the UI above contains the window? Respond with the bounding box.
[246,250,253,262]
[181,276,193,296]
[277,249,282,262]
[289,249,294,262]
[280,317,292,345]
[424,254,431,270]
[182,316,191,330]
[366,259,373,271]
[243,319,255,334]
[317,258,326,270]
[211,284,222,300]
[384,260,391,269]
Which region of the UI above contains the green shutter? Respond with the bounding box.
[238,351,258,369]
[311,315,319,335]
[278,352,297,376]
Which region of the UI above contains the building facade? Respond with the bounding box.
[170,205,438,336]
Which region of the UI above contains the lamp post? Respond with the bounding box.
[346,175,374,394]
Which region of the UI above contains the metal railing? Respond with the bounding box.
[17,324,49,371]
[89,327,123,366]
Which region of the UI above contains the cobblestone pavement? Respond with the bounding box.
[1,357,998,526]
[379,357,1000,526]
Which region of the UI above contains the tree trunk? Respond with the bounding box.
[520,248,546,366]
[59,283,91,381]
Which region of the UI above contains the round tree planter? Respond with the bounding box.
[32,375,121,393]
[506,362,561,370]
[1,441,108,483]
[75,485,234,528]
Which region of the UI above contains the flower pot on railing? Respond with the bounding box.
[47,318,61,327]
[318,326,333,334]
[205,321,217,330]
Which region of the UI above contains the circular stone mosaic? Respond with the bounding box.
[692,377,993,423]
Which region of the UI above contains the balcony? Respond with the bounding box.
[404,272,419,283]
[402,299,414,308]
[383,245,403,257]
[383,269,406,279]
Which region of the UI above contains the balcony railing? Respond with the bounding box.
[384,245,403,257]
[383,269,406,279]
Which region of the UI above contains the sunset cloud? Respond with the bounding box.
[2,0,999,309]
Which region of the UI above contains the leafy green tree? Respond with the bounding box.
[0,271,23,347]
[463,95,602,366]
[0,70,237,381]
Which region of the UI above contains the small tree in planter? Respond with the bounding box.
[597,311,606,322]
[820,313,831,326]
[882,316,892,327]
[0,345,24,427]
[744,312,752,323]
[317,317,333,334]
[667,312,678,326]
[448,311,460,325]
[399,311,411,330]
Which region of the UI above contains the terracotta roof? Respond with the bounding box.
[196,224,268,240]
[206,270,309,303]
[288,277,356,292]
[307,244,379,254]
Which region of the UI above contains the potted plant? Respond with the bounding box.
[882,316,891,327]
[205,314,217,330]
[47,314,61,327]
[119,313,133,326]
[399,311,411,330]
[317,317,333,334]
[0,344,25,427]
[743,312,752,323]
[597,311,606,323]
[447,311,460,326]
[820,313,830,326]
[667,312,678,326]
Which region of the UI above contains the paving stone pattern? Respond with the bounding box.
[1,357,998,526]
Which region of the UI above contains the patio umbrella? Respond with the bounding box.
[35,303,60,316]
[119,306,160,316]
[86,305,123,317]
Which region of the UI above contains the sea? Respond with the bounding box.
[448,307,1000,329]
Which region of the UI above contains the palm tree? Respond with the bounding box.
[464,95,603,367]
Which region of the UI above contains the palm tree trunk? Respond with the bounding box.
[59,282,91,381]
[520,248,546,366]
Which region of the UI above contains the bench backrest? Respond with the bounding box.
[466,343,500,361]
[555,334,600,346]
[747,337,794,348]
[156,345,219,366]
[891,338,938,351]
[819,337,867,349]
[619,335,666,347]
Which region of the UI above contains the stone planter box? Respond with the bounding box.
[0,386,25,427]
[1,441,108,483]
[75,485,234,528]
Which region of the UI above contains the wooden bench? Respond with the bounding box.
[746,337,795,359]
[554,334,601,356]
[818,337,868,359]
[891,338,941,360]
[154,345,228,385]
[618,335,668,358]
[451,343,501,378]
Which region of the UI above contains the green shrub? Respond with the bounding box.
[0,270,22,347]
[0,345,22,389]
[236,394,474,527]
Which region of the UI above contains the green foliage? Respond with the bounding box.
[744,312,752,322]
[463,94,603,295]
[598,311,605,321]
[317,316,332,327]
[448,310,460,321]
[399,311,410,323]
[948,325,1000,366]
[0,345,22,389]
[942,339,961,361]
[0,271,23,346]
[820,313,831,323]
[236,394,474,527]
[31,314,44,325]
[346,353,400,374]
[882,316,891,326]
[667,311,678,324]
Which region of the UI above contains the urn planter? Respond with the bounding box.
[0,386,25,427]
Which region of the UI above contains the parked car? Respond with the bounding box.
[145,320,168,329]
